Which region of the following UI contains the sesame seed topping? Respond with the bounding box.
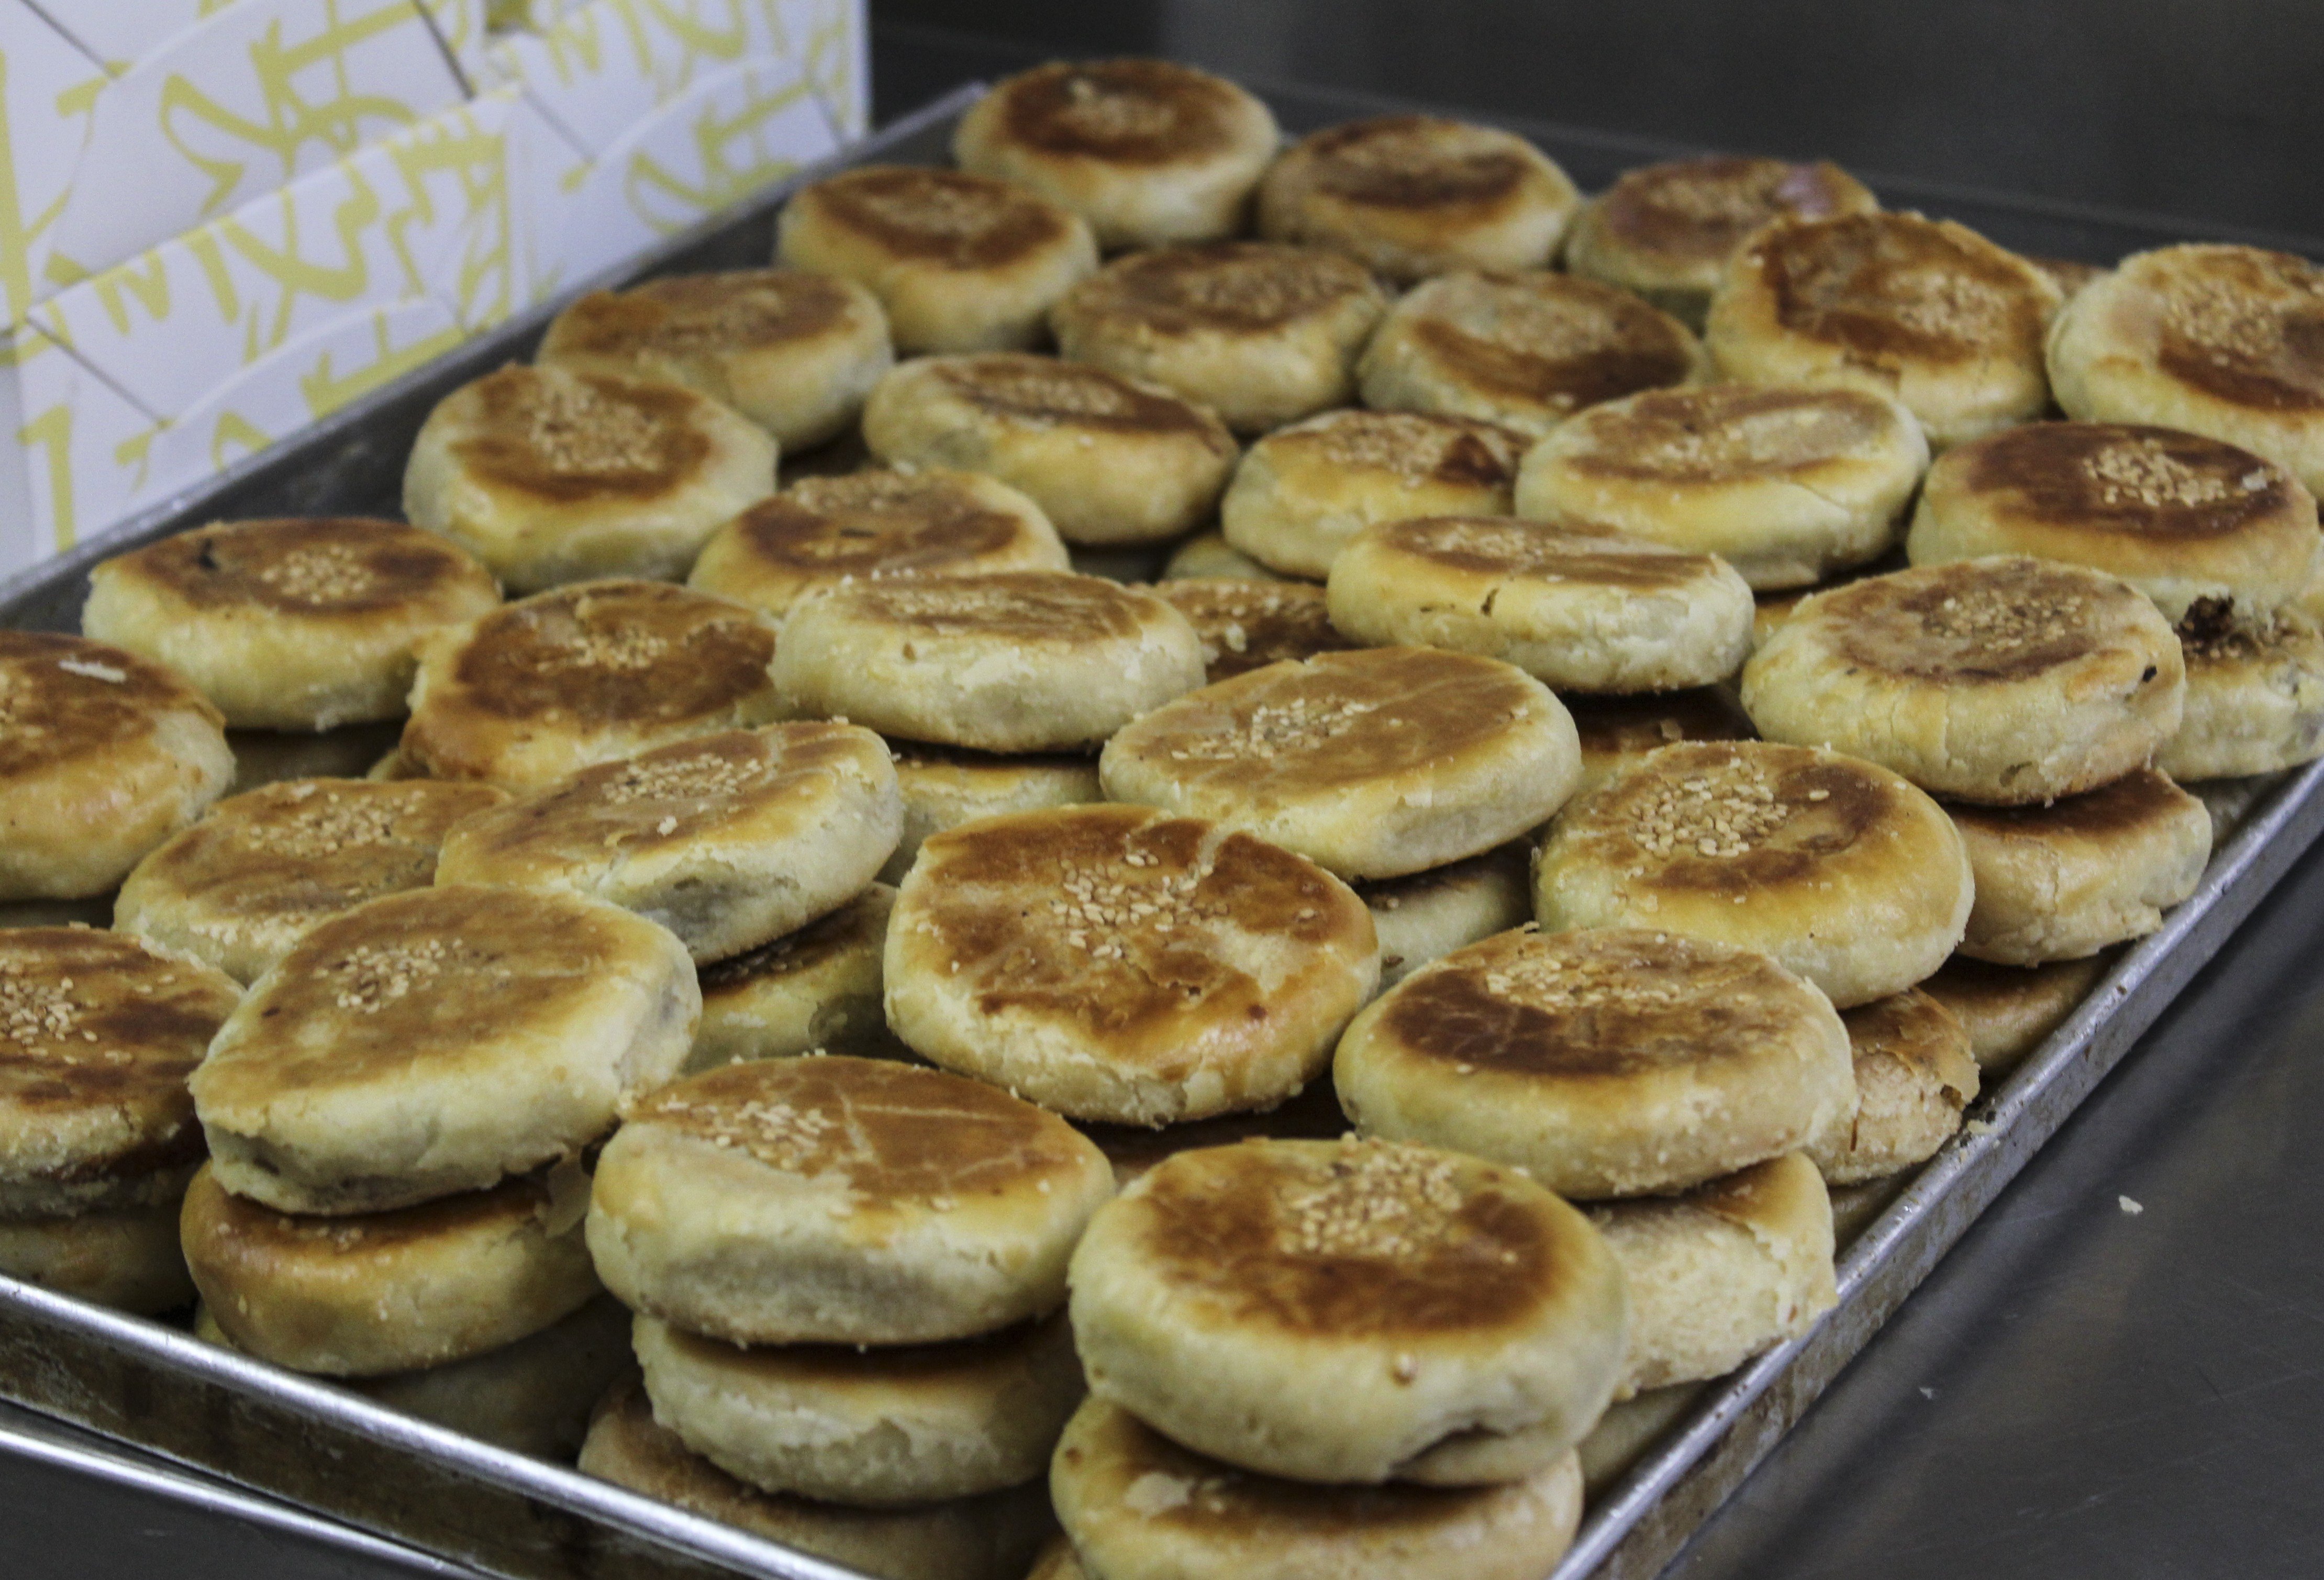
[1279,1138,1466,1260]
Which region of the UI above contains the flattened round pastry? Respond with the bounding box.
[2048,244,2324,497]
[1587,1152,1836,1395]
[1563,157,1879,329]
[0,1199,193,1313]
[1805,991,1979,1185]
[1515,384,1928,590]
[1532,741,1973,1008]
[687,468,1069,620]
[862,354,1237,546]
[1068,1137,1627,1484]
[773,572,1203,752]
[1918,952,2107,1076]
[1258,116,1582,284]
[1360,843,1531,992]
[1741,558,2186,803]
[1102,647,1582,880]
[1326,515,1755,692]
[587,1056,1112,1345]
[0,928,239,1218]
[1907,422,2320,621]
[1151,578,1349,684]
[691,884,898,1070]
[2158,609,2324,780]
[1337,928,1853,1199]
[83,517,501,730]
[1949,767,2210,965]
[115,777,509,984]
[403,364,777,593]
[635,1310,1082,1505]
[435,724,900,964]
[1707,212,2062,449]
[0,632,235,900]
[1359,270,1705,438]
[536,269,893,450]
[180,1160,598,1375]
[1052,1399,1585,1580]
[1220,408,1528,580]
[190,885,697,1215]
[1051,243,1387,431]
[1162,529,1287,583]
[885,805,1377,1126]
[399,580,785,792]
[883,746,1104,885]
[953,59,1280,250]
[776,165,1097,355]
[1566,688,1754,798]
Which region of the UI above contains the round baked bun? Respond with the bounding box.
[1920,953,2107,1076]
[862,354,1237,546]
[1806,991,1979,1184]
[1326,515,1754,692]
[435,723,900,964]
[690,883,897,1070]
[0,1200,194,1314]
[884,805,1377,1126]
[1258,116,1581,284]
[1051,243,1387,432]
[884,746,1103,885]
[1219,408,1528,580]
[115,778,507,984]
[1741,558,2186,804]
[775,165,1096,355]
[0,632,235,900]
[687,468,1069,620]
[953,59,1278,250]
[398,580,785,792]
[536,269,892,451]
[1515,384,1928,590]
[0,928,239,1218]
[1586,1152,1835,1395]
[634,1310,1081,1505]
[191,885,696,1215]
[179,1160,597,1375]
[1337,928,1853,1200]
[1533,741,1973,1008]
[1359,270,1705,438]
[772,572,1203,752]
[1361,844,1531,992]
[588,1057,1110,1345]
[1949,767,2210,965]
[1068,1137,1626,1484]
[1152,578,1349,684]
[1052,1399,1585,1580]
[1102,647,1582,880]
[1563,157,1880,330]
[1162,529,1286,582]
[1707,212,2063,449]
[1566,688,1754,798]
[82,517,501,731]
[2159,609,2324,780]
[403,364,776,593]
[1907,422,2321,622]
[2047,244,2324,497]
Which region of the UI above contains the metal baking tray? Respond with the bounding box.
[5,73,2323,1580]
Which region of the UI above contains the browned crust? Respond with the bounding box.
[930,354,1231,444]
[2142,246,2324,414]
[1945,765,2196,841]
[810,569,1167,646]
[451,368,714,504]
[1151,578,1349,681]
[102,518,495,618]
[698,884,891,999]
[1819,559,2155,683]
[1294,116,1539,214]
[543,270,857,361]
[1370,515,1715,588]
[1595,157,1874,268]
[1271,409,1529,487]
[1405,272,1697,408]
[798,166,1076,269]
[180,1156,574,1263]
[1944,422,2298,540]
[0,632,221,778]
[993,59,1249,165]
[723,471,1031,578]
[1061,242,1379,336]
[1840,987,1975,1096]
[1747,213,2052,366]
[1554,385,1903,484]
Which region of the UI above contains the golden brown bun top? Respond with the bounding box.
[1261,408,1531,486]
[1283,116,1555,216]
[99,517,498,619]
[1807,558,2169,684]
[1945,765,2195,841]
[1939,422,2307,543]
[1736,212,2057,366]
[0,631,224,778]
[1113,648,1552,795]
[1592,157,1876,269]
[1060,242,1381,336]
[796,165,1082,270]
[180,1156,585,1264]
[1394,271,1699,410]
[801,569,1181,646]
[436,581,777,729]
[2112,244,2324,414]
[698,883,892,1002]
[622,1054,1100,1204]
[1841,987,1977,1100]
[1115,1137,1582,1340]
[720,470,1045,581]
[925,353,1235,447]
[987,59,1263,166]
[1551,384,1909,484]
[1377,926,1824,1079]
[1151,578,1349,681]
[1567,687,1754,762]
[1358,515,1726,589]
[449,366,719,505]
[542,270,865,361]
